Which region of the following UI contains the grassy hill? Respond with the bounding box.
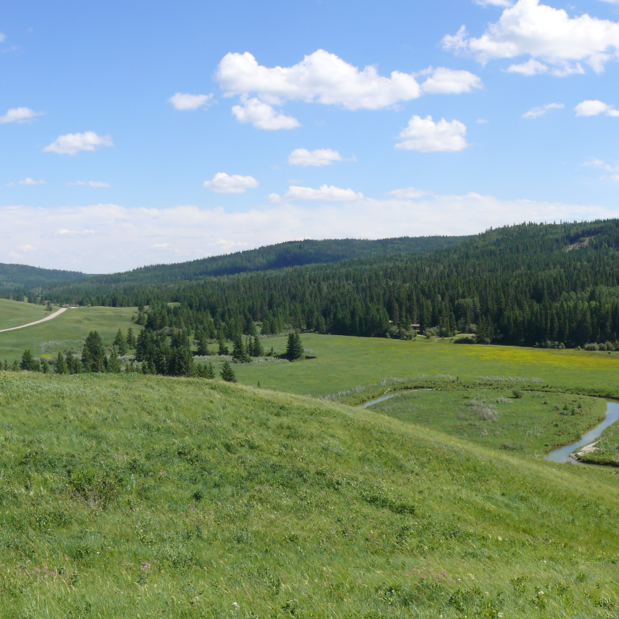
[0,372,618,617]
[0,299,52,331]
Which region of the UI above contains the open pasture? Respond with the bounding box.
[230,334,619,400]
[0,305,139,362]
[1,372,619,617]
[0,299,51,331]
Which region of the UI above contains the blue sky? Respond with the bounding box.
[2,0,619,272]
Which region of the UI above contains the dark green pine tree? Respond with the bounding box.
[113,328,128,355]
[54,351,67,374]
[41,359,50,374]
[66,351,82,374]
[107,349,122,373]
[126,327,137,349]
[220,360,237,382]
[232,334,250,363]
[285,332,304,361]
[196,333,209,356]
[20,349,35,371]
[218,336,229,356]
[205,362,215,379]
[82,331,106,372]
[250,336,264,357]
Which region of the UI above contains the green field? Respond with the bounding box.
[0,299,51,331]
[370,389,606,456]
[223,334,619,400]
[0,305,139,363]
[1,372,619,617]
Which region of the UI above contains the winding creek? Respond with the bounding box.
[359,392,619,466]
[544,401,619,465]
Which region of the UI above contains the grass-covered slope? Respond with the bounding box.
[0,299,51,331]
[1,372,619,617]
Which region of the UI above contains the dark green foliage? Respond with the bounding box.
[221,360,237,382]
[82,331,106,373]
[66,351,82,374]
[0,263,86,295]
[41,359,49,374]
[113,328,128,355]
[126,327,136,349]
[20,349,34,371]
[232,334,250,363]
[106,349,122,373]
[250,336,264,357]
[194,361,215,379]
[54,351,67,374]
[286,332,304,361]
[218,337,229,356]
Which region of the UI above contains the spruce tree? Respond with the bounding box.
[220,360,237,382]
[126,327,136,349]
[113,329,128,355]
[205,362,215,379]
[55,351,67,374]
[82,331,106,372]
[196,334,209,356]
[232,334,250,363]
[285,332,304,361]
[41,359,50,374]
[107,350,122,373]
[20,349,34,371]
[218,337,229,356]
[251,336,264,357]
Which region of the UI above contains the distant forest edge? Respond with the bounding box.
[7,220,619,349]
[0,236,466,294]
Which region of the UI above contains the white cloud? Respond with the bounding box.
[476,0,513,6]
[269,185,363,202]
[507,59,549,75]
[0,33,5,42]
[0,107,43,124]
[168,93,213,110]
[216,49,422,110]
[477,118,489,124]
[67,180,111,187]
[386,187,428,199]
[396,116,467,152]
[43,131,113,155]
[231,97,300,130]
[522,102,564,118]
[420,67,483,94]
[583,158,619,179]
[574,99,619,116]
[443,0,619,74]
[203,172,259,194]
[18,244,35,251]
[0,197,616,272]
[288,148,342,167]
[18,178,46,186]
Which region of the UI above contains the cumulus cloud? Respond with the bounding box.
[0,107,43,124]
[443,0,619,74]
[507,59,549,75]
[18,244,35,251]
[420,67,483,94]
[574,99,619,116]
[168,93,213,110]
[231,97,300,130]
[269,185,363,202]
[288,148,342,167]
[203,172,259,194]
[386,187,428,199]
[522,102,564,118]
[18,178,46,186]
[67,180,111,187]
[0,196,615,272]
[43,131,113,155]
[216,49,423,110]
[396,116,467,152]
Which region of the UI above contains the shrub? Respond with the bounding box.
[512,388,523,399]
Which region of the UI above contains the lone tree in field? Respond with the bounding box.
[285,332,304,361]
[20,349,34,371]
[82,331,106,373]
[220,360,237,383]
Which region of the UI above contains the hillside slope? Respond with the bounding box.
[1,372,618,617]
[0,263,87,295]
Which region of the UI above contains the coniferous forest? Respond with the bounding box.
[8,219,619,349]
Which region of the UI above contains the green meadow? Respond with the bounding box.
[1,372,619,618]
[225,334,619,400]
[0,298,51,331]
[0,305,139,363]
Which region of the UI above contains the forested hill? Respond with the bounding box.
[79,236,468,285]
[37,219,619,349]
[0,263,87,293]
